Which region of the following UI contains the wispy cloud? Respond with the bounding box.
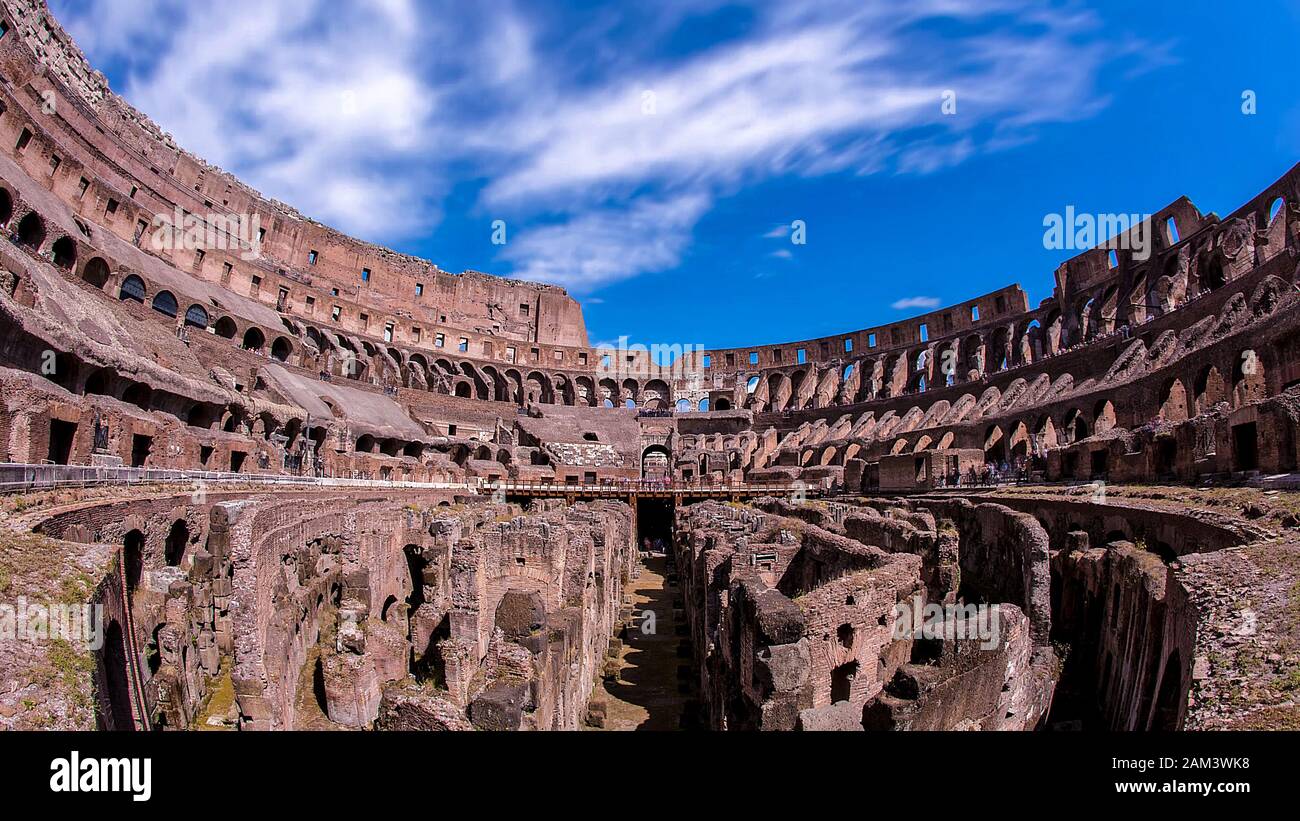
[51,0,455,239]
[891,296,941,310]
[498,192,711,291]
[52,0,1155,291]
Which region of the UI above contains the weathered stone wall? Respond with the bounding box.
[676,499,1062,731]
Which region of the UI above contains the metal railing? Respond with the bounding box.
[480,478,808,495]
[0,463,812,498]
[0,463,468,494]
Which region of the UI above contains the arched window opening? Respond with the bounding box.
[242,327,266,352]
[151,290,178,318]
[184,304,209,329]
[119,274,146,303]
[16,212,44,250]
[51,236,77,269]
[81,257,110,289]
[271,336,292,362]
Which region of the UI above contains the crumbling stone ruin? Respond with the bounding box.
[0,0,1297,732]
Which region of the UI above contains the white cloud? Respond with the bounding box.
[891,296,941,310]
[52,0,442,240]
[498,192,711,291]
[49,0,1154,291]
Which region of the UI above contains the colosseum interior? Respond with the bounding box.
[0,0,1297,737]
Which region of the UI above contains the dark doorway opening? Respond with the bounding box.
[1089,449,1108,479]
[130,434,152,468]
[1062,451,1079,479]
[1232,422,1259,472]
[831,660,859,703]
[1154,439,1177,477]
[100,621,135,731]
[1150,651,1184,730]
[47,419,76,465]
[636,498,674,554]
[123,530,145,592]
[164,520,189,566]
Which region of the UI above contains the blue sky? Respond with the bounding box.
[51,0,1300,350]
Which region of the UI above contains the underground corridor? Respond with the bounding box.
[591,498,701,730]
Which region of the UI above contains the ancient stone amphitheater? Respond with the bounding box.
[0,1,1296,733]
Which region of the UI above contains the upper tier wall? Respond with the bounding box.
[0,0,1296,401]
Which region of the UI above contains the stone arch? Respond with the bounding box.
[51,235,77,270]
[1063,408,1090,442]
[123,529,145,593]
[118,274,146,303]
[214,316,237,339]
[526,371,554,404]
[1008,421,1031,459]
[641,444,671,480]
[983,425,1006,463]
[1232,349,1265,406]
[183,304,209,329]
[642,379,670,410]
[961,334,984,380]
[1159,378,1189,422]
[481,366,507,403]
[80,256,110,288]
[1125,274,1149,324]
[1197,254,1227,293]
[1092,399,1116,434]
[15,211,45,250]
[271,336,293,362]
[1193,364,1225,413]
[1034,414,1058,450]
[151,290,178,318]
[122,382,153,411]
[575,375,597,407]
[242,326,266,352]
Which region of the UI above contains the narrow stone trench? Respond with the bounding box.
[590,554,698,730]
[590,499,699,730]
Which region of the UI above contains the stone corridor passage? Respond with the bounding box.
[592,554,698,730]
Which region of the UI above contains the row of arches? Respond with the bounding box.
[110,270,295,362]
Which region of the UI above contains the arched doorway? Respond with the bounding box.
[641,445,671,480]
[51,236,77,269]
[81,257,111,288]
[123,530,145,592]
[16,212,45,250]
